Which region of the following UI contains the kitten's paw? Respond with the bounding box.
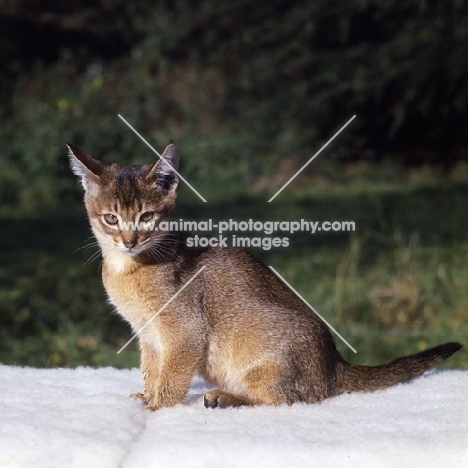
[204,389,253,408]
[145,402,162,411]
[142,395,162,411]
[203,390,221,408]
[132,392,164,410]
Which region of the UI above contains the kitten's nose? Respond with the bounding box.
[123,239,137,249]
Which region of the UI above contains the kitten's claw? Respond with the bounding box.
[145,403,162,411]
[133,394,162,410]
[130,391,147,403]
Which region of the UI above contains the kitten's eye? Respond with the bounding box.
[140,211,155,222]
[103,214,119,225]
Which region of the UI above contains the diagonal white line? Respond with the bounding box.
[117,266,206,354]
[268,265,357,353]
[118,114,207,203]
[268,115,356,202]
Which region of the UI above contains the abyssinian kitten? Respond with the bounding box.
[68,142,462,410]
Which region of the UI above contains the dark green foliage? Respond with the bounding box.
[0,0,467,212]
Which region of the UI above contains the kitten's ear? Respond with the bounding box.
[67,143,104,195]
[146,143,180,194]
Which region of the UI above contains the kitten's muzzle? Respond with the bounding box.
[123,239,137,249]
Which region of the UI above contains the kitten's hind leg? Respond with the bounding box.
[242,363,287,405]
[204,364,283,408]
[204,389,255,408]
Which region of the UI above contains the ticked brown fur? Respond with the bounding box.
[68,142,462,410]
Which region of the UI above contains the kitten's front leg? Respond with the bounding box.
[132,339,160,405]
[145,341,203,411]
[134,331,203,410]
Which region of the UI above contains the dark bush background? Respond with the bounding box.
[0,0,467,368]
[1,0,467,211]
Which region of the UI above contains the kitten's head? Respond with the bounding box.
[68,143,179,265]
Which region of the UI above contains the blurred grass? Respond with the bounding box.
[0,163,466,369]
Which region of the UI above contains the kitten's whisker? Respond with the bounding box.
[72,238,102,256]
[84,249,103,266]
[145,240,180,263]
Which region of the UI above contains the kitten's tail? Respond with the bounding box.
[336,342,462,394]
